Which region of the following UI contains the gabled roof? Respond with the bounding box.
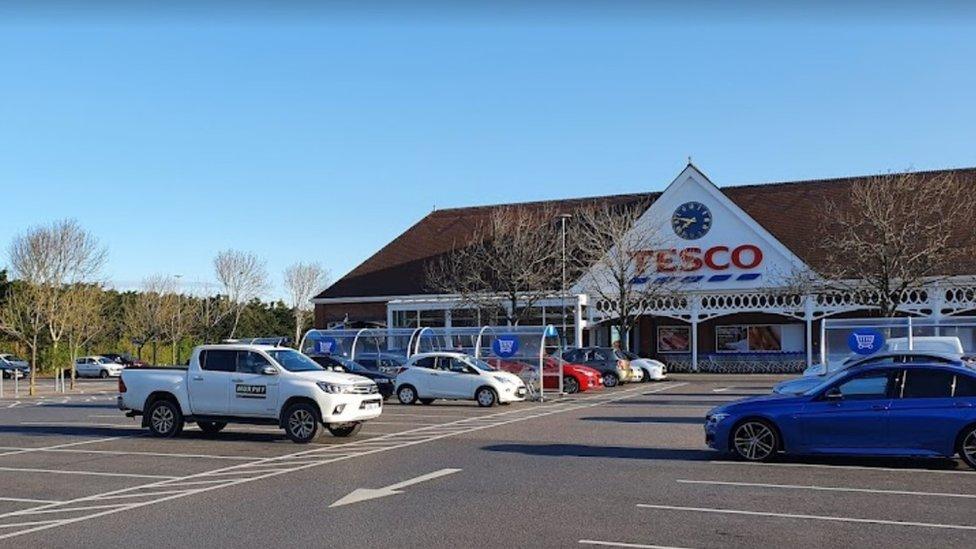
[317,166,976,300]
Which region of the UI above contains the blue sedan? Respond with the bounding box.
[705,362,976,468]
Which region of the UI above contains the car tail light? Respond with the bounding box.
[118,377,127,393]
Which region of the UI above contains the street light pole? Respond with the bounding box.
[558,214,573,346]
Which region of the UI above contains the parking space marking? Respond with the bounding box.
[635,503,976,531]
[0,436,131,457]
[0,498,63,504]
[579,540,693,549]
[711,460,972,475]
[0,467,176,480]
[0,382,685,540]
[0,520,62,529]
[677,479,976,499]
[0,446,259,461]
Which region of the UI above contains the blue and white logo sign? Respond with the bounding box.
[544,325,559,338]
[491,336,520,358]
[315,337,339,355]
[847,329,885,355]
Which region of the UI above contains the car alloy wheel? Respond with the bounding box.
[732,421,778,461]
[288,409,316,440]
[603,373,619,388]
[960,427,976,470]
[563,376,579,394]
[147,400,182,438]
[476,387,497,407]
[398,385,417,405]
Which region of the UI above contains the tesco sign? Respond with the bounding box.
[631,244,764,274]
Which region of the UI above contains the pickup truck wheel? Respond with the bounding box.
[147,400,183,438]
[327,423,363,437]
[197,421,226,435]
[99,369,109,379]
[283,403,321,443]
[397,385,418,405]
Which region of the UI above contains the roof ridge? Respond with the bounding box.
[722,166,976,192]
[431,190,658,215]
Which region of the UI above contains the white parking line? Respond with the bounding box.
[0,498,64,504]
[0,446,258,461]
[711,460,972,475]
[636,503,976,531]
[579,540,693,549]
[677,479,976,499]
[0,467,176,480]
[711,387,731,393]
[0,436,131,458]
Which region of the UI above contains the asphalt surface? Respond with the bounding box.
[0,376,974,548]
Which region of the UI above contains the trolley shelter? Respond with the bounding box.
[820,317,976,369]
[301,325,566,400]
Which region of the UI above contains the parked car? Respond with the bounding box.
[774,351,964,395]
[558,347,634,387]
[99,353,147,368]
[0,354,29,379]
[76,356,126,378]
[354,352,407,375]
[705,361,976,468]
[309,354,396,399]
[395,352,527,407]
[620,351,668,382]
[118,344,382,442]
[490,356,603,394]
[805,336,965,377]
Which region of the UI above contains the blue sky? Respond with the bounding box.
[1,3,974,299]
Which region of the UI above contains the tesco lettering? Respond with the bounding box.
[631,244,763,273]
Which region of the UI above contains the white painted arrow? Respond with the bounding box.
[329,468,461,508]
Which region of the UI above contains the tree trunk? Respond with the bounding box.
[294,311,302,350]
[151,340,158,366]
[29,334,37,397]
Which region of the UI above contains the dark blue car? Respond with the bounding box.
[705,362,976,469]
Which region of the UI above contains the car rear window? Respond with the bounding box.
[954,374,976,397]
[901,369,954,399]
[200,350,236,372]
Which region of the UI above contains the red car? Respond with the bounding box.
[487,357,603,394]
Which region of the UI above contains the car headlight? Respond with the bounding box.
[706,412,730,425]
[317,382,352,394]
[492,375,514,384]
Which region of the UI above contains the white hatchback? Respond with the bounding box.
[76,356,125,378]
[395,352,528,407]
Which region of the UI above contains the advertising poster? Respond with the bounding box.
[748,325,783,351]
[657,326,690,353]
[716,326,749,352]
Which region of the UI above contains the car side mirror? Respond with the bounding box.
[261,366,278,376]
[824,387,843,401]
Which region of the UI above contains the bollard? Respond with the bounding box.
[1,372,3,398]
[14,372,19,398]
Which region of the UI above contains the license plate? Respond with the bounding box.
[363,402,380,410]
[516,387,527,396]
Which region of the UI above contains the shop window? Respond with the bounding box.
[657,326,691,353]
[716,324,805,353]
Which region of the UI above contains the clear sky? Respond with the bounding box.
[1,2,974,299]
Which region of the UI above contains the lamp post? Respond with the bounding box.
[558,214,573,346]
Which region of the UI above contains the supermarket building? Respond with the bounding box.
[313,165,976,372]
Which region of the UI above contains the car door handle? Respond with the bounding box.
[955,402,974,408]
[231,378,243,383]
[191,376,204,381]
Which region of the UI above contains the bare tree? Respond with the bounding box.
[426,206,563,325]
[0,282,46,394]
[284,262,329,347]
[161,283,193,365]
[574,202,678,348]
[64,284,107,388]
[123,276,173,365]
[4,219,106,394]
[817,171,976,316]
[214,250,269,338]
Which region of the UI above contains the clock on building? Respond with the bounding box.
[671,201,712,240]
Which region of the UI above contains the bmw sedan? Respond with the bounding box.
[705,362,976,469]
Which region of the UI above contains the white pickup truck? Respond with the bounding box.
[118,344,383,443]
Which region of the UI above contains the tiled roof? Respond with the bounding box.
[318,167,976,299]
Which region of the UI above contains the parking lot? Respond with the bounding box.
[0,375,974,548]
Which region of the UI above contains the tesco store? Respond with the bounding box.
[313,164,976,373]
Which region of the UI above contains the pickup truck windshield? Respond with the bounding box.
[267,350,324,372]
